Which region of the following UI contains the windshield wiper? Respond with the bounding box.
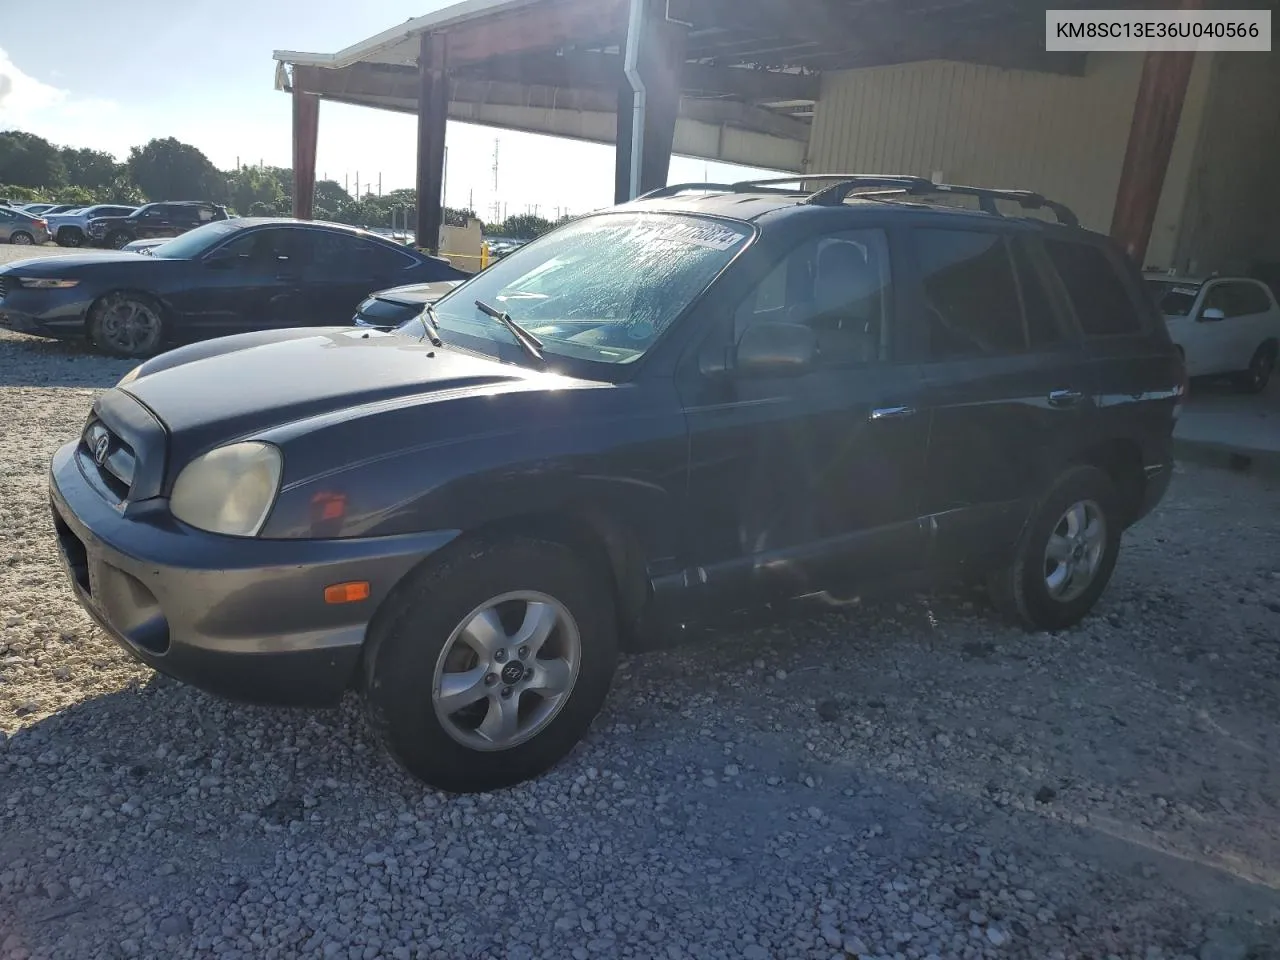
[419,303,443,347]
[474,298,544,362]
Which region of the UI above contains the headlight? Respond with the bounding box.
[16,278,79,289]
[170,442,282,537]
[116,365,142,387]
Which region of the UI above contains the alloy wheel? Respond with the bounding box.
[431,591,582,752]
[1043,499,1107,603]
[98,299,161,356]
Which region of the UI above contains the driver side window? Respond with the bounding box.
[734,228,892,366]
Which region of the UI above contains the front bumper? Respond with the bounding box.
[49,441,458,707]
[0,287,91,339]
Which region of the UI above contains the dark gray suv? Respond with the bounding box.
[49,176,1185,792]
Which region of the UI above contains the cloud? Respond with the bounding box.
[0,47,67,114]
[0,47,135,157]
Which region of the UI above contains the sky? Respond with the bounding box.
[0,0,779,219]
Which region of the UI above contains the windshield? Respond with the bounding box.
[148,220,241,259]
[403,212,752,366]
[1147,279,1201,317]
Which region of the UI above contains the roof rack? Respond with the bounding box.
[637,174,1079,227]
[800,175,1079,226]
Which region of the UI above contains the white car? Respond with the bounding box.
[1146,274,1279,393]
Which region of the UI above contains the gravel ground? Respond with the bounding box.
[1,320,1279,960]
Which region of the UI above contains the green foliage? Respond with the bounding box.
[0,131,66,189]
[485,213,555,240]
[0,184,44,203]
[228,165,284,217]
[127,138,227,203]
[0,129,515,235]
[51,186,96,207]
[60,147,121,191]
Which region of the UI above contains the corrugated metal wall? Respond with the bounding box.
[806,56,1146,233]
[1171,52,1280,275]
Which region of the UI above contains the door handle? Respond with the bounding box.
[870,405,917,421]
[1048,389,1083,408]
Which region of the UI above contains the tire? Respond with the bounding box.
[1235,342,1275,394]
[986,465,1122,632]
[105,231,131,250]
[87,292,166,358]
[362,537,618,793]
[9,231,33,246]
[56,227,83,248]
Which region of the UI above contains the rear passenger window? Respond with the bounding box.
[1222,282,1273,317]
[914,229,1025,358]
[1044,240,1141,336]
[1012,242,1063,347]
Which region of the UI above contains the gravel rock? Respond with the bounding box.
[1,325,1279,958]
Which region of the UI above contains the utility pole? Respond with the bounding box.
[378,173,382,197]
[344,173,349,196]
[492,139,500,193]
[356,172,360,199]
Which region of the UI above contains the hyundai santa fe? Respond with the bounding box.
[48,176,1184,792]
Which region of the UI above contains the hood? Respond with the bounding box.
[121,327,571,469]
[370,280,463,306]
[0,251,152,274]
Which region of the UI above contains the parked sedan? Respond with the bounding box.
[352,279,464,330]
[0,206,51,245]
[1147,273,1280,392]
[0,218,467,356]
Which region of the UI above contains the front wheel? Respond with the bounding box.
[987,465,1122,631]
[87,293,165,358]
[56,228,83,248]
[362,537,618,793]
[1235,343,1275,394]
[106,231,131,250]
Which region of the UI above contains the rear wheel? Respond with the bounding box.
[362,537,617,793]
[56,227,83,248]
[9,231,33,246]
[106,231,131,250]
[987,465,1122,631]
[87,293,165,358]
[1235,343,1276,394]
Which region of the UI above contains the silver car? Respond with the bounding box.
[0,207,51,246]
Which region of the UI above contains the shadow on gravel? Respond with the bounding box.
[0,333,132,389]
[2,587,1280,959]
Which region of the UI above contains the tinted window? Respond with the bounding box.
[1225,281,1273,316]
[735,228,892,366]
[352,239,415,273]
[1012,241,1063,347]
[0,210,13,221]
[215,228,309,267]
[1147,280,1200,317]
[1044,240,1141,336]
[915,229,1025,358]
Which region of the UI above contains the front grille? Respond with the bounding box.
[82,419,136,501]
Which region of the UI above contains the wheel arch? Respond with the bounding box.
[366,506,652,657]
[1069,438,1145,527]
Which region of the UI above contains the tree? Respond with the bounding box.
[228,165,283,216]
[127,138,226,202]
[0,131,66,189]
[60,147,120,191]
[52,186,96,206]
[314,179,350,212]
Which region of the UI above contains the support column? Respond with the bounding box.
[416,32,450,253]
[615,0,688,203]
[1110,0,1201,264]
[291,84,319,220]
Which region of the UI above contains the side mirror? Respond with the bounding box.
[734,321,816,378]
[1198,307,1226,323]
